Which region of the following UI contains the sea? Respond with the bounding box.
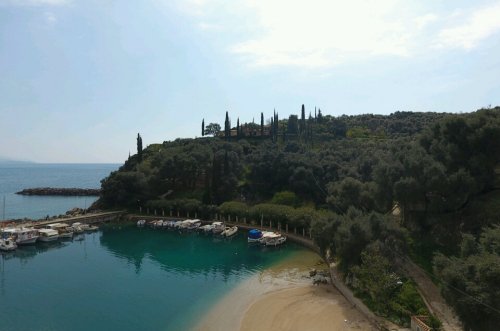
[0,164,308,331]
[0,163,119,221]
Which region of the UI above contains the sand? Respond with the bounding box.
[194,250,375,331]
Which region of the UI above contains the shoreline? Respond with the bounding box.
[193,250,375,331]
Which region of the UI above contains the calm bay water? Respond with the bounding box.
[0,224,304,331]
[0,163,119,220]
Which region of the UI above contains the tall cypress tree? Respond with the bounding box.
[236,118,240,138]
[300,104,306,136]
[224,111,230,140]
[137,133,143,163]
[260,112,264,136]
[270,117,274,142]
[202,119,205,137]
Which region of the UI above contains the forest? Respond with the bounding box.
[97,107,500,330]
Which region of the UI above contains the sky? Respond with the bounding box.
[1,0,500,163]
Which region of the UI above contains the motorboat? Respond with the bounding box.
[221,226,238,237]
[87,225,99,232]
[0,237,17,251]
[258,231,282,245]
[248,229,263,243]
[72,222,89,232]
[46,223,73,238]
[265,236,287,246]
[2,227,39,245]
[211,221,225,234]
[199,224,214,233]
[183,219,201,230]
[37,229,59,242]
[137,219,146,227]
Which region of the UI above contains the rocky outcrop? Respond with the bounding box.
[16,187,101,196]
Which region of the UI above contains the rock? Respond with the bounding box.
[309,268,317,277]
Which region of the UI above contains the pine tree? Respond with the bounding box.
[202,119,205,137]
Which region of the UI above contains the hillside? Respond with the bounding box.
[97,107,500,330]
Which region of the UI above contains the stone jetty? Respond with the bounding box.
[16,187,101,196]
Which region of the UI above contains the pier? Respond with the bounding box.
[1,210,126,229]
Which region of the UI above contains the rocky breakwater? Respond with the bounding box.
[16,187,101,196]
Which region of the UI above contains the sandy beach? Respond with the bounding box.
[194,250,375,331]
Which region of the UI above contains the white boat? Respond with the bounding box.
[72,222,89,232]
[46,223,73,238]
[265,236,287,246]
[37,229,59,242]
[221,226,238,237]
[0,237,17,251]
[258,232,282,245]
[2,227,39,245]
[199,224,214,233]
[137,219,146,227]
[87,225,99,232]
[183,219,201,230]
[211,222,225,234]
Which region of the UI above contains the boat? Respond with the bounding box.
[247,229,263,243]
[183,219,201,230]
[2,227,39,245]
[199,224,214,233]
[87,225,99,232]
[211,221,225,234]
[72,222,89,232]
[258,231,282,245]
[137,219,146,227]
[37,229,59,242]
[46,223,73,238]
[221,226,238,237]
[265,236,287,246]
[0,237,17,251]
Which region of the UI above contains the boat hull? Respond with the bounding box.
[38,235,59,242]
[17,237,39,245]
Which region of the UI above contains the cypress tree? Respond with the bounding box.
[270,117,274,142]
[317,108,323,123]
[300,104,306,136]
[137,133,143,163]
[237,118,240,138]
[260,112,264,136]
[224,111,230,140]
[202,119,205,137]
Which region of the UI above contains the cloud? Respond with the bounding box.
[0,0,69,6]
[436,3,500,50]
[175,0,500,68]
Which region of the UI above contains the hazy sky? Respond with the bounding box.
[1,0,500,163]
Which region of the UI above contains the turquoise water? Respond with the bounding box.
[0,223,305,331]
[0,163,118,220]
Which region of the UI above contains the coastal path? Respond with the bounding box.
[401,258,463,331]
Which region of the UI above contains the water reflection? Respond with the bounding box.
[98,223,290,280]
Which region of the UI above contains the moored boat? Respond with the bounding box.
[183,219,201,230]
[137,219,146,227]
[72,222,89,233]
[2,227,39,245]
[265,235,287,246]
[221,226,238,237]
[258,231,283,245]
[199,224,214,233]
[0,237,17,251]
[37,229,59,242]
[46,223,73,238]
[211,221,225,234]
[247,229,263,243]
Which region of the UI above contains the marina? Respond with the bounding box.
[0,221,310,331]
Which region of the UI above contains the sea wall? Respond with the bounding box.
[16,187,101,196]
